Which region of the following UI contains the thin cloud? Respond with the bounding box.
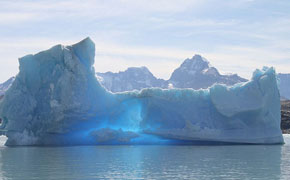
[0,0,202,23]
[0,12,36,23]
[0,0,289,82]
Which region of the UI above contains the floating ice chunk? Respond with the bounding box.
[0,38,283,146]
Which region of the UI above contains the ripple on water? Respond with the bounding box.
[0,135,289,179]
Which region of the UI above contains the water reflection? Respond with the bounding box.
[0,138,287,179]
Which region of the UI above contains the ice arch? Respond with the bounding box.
[0,38,284,145]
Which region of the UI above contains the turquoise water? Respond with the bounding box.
[0,135,289,180]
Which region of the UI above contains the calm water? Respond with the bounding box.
[0,135,289,180]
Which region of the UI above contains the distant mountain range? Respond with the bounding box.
[97,55,247,92]
[96,66,167,92]
[0,55,289,99]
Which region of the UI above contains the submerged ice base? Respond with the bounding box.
[0,38,284,146]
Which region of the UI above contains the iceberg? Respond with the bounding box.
[0,38,284,146]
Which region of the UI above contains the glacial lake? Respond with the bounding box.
[0,135,289,180]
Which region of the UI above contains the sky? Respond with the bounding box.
[0,0,290,82]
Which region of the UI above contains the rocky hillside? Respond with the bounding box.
[281,100,290,134]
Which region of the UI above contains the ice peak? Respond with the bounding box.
[72,37,95,68]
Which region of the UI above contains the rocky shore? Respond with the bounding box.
[281,100,290,134]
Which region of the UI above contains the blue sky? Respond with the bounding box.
[0,0,290,82]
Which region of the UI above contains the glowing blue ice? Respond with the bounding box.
[0,38,284,145]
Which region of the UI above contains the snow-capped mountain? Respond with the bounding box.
[168,55,247,89]
[0,77,15,97]
[278,73,290,100]
[96,66,167,92]
[97,54,247,92]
